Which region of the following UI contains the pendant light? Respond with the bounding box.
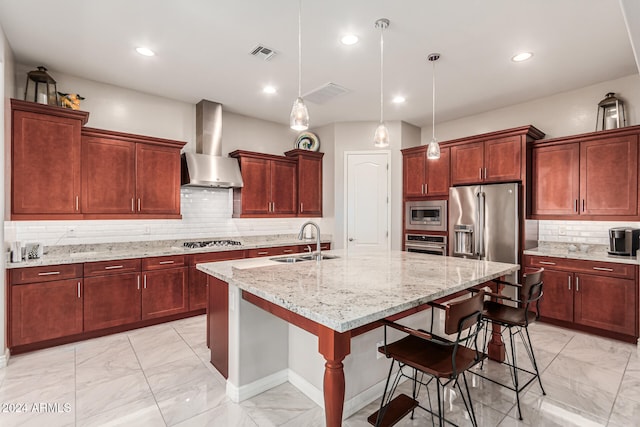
[373,18,390,148]
[426,53,441,159]
[290,0,309,131]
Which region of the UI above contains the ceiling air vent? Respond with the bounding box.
[303,83,350,104]
[249,45,276,61]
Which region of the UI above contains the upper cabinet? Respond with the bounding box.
[285,149,324,216]
[450,133,536,186]
[402,146,450,198]
[11,100,185,220]
[11,99,89,219]
[530,127,639,219]
[230,150,298,217]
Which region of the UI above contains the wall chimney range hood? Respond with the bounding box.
[181,100,244,188]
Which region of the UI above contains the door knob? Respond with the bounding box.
[348,238,355,241]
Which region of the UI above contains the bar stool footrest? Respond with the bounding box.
[367,393,419,427]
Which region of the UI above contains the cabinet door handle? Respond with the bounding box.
[137,275,140,290]
[272,202,275,212]
[76,196,79,211]
[582,199,585,212]
[592,266,614,272]
[300,203,304,213]
[131,198,135,212]
[104,265,123,270]
[159,260,175,265]
[538,261,556,265]
[421,184,425,194]
[484,168,487,179]
[138,198,141,212]
[38,271,60,276]
[574,199,578,213]
[143,274,147,289]
[77,281,81,298]
[479,168,483,179]
[576,276,579,292]
[424,184,428,194]
[568,276,571,290]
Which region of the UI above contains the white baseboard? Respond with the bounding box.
[226,369,289,403]
[287,369,324,408]
[0,348,9,368]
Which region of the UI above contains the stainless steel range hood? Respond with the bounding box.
[181,100,243,188]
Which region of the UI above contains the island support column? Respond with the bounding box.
[487,279,506,362]
[318,326,351,427]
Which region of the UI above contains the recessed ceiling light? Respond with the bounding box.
[263,86,277,94]
[512,52,533,62]
[392,96,406,104]
[136,47,155,57]
[341,34,359,45]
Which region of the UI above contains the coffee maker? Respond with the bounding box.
[608,227,640,256]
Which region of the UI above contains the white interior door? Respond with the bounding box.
[345,152,390,251]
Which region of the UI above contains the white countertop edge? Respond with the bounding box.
[198,263,519,333]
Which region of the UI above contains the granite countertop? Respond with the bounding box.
[197,250,519,333]
[6,234,332,269]
[524,242,639,265]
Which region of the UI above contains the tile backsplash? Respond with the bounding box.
[5,188,327,246]
[538,220,640,245]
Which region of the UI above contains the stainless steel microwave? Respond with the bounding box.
[405,200,447,231]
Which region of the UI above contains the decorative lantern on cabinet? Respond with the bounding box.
[596,92,626,131]
[24,66,58,106]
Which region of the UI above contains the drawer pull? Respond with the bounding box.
[104,265,124,270]
[283,249,294,253]
[159,260,175,265]
[38,271,60,276]
[592,266,614,272]
[538,261,556,265]
[257,251,269,255]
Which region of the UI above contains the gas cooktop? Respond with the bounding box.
[183,240,242,249]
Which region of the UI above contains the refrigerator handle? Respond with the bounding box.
[477,191,485,257]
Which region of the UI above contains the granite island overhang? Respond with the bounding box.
[197,249,519,426]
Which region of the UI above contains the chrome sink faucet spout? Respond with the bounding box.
[298,221,321,259]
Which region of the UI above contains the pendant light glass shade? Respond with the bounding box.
[426,53,441,159]
[290,97,309,131]
[290,0,309,131]
[374,122,390,147]
[374,18,390,148]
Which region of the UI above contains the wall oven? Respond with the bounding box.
[405,200,447,232]
[405,234,447,256]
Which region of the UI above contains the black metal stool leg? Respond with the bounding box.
[524,326,546,395]
[508,327,523,420]
[374,359,396,427]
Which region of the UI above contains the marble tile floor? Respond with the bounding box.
[1,316,639,426]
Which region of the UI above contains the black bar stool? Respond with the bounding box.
[474,268,546,420]
[368,290,486,427]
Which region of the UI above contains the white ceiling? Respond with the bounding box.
[0,0,638,128]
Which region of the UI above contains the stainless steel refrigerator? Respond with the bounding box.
[448,182,519,271]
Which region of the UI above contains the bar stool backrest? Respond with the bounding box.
[444,290,485,336]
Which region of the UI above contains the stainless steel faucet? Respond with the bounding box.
[298,221,321,259]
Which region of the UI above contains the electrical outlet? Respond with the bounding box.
[376,340,385,359]
[67,227,76,237]
[558,226,567,236]
[144,226,151,235]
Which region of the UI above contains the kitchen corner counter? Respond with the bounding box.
[6,234,332,269]
[524,243,639,265]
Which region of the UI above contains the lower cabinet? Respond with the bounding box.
[142,255,188,320]
[188,250,246,311]
[10,264,84,347]
[525,255,638,340]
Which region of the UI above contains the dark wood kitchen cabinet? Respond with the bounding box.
[450,135,522,185]
[402,146,450,198]
[285,149,324,216]
[11,99,89,219]
[83,258,142,331]
[525,255,638,341]
[141,255,188,320]
[81,128,185,218]
[9,263,84,346]
[230,150,297,217]
[188,250,245,311]
[530,128,639,219]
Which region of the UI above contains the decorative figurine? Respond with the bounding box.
[58,92,85,110]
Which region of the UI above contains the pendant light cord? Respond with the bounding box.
[432,59,436,140]
[298,0,302,98]
[380,24,384,124]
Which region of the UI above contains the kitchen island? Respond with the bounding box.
[198,249,519,427]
